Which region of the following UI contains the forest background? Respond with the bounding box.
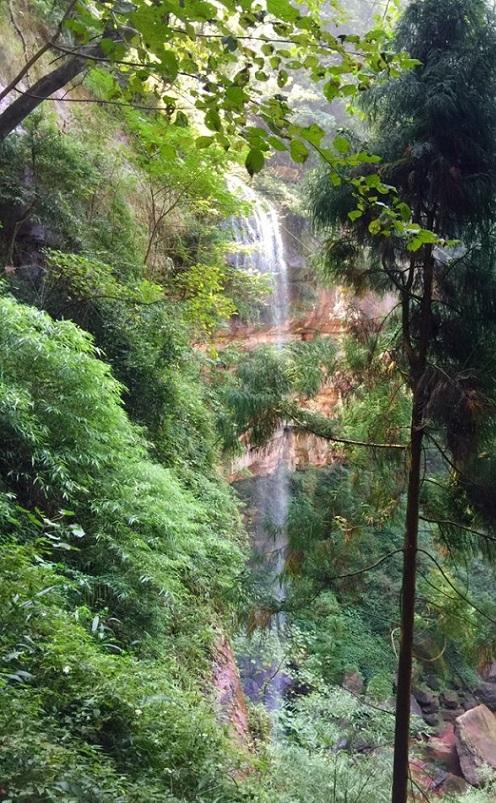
[2,1,496,802]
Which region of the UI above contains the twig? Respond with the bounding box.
[418,547,496,626]
[11,86,181,113]
[0,0,79,103]
[8,0,29,62]
[420,515,496,546]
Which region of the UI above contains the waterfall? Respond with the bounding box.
[228,177,291,710]
[227,177,289,338]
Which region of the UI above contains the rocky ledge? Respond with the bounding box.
[411,675,496,793]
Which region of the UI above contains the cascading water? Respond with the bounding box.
[228,177,290,338]
[228,176,291,710]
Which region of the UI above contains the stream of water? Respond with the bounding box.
[228,177,291,709]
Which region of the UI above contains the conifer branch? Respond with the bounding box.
[286,404,408,450]
[419,515,496,545]
[417,548,496,626]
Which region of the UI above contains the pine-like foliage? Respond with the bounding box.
[369,0,496,231]
[310,0,496,550]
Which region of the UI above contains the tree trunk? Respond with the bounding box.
[391,394,424,803]
[391,250,434,803]
[0,44,102,141]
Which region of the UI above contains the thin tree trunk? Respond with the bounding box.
[391,249,434,803]
[391,396,423,803]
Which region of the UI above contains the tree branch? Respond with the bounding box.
[419,515,496,545]
[286,404,408,450]
[0,0,79,104]
[417,548,496,626]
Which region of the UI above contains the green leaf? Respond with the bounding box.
[333,135,351,154]
[301,123,325,146]
[245,148,265,176]
[290,139,309,163]
[406,237,423,252]
[267,136,288,152]
[397,202,411,222]
[348,210,363,222]
[341,84,356,97]
[174,111,189,127]
[159,51,179,81]
[267,0,299,22]
[225,85,246,108]
[195,136,215,148]
[323,80,339,102]
[205,109,222,132]
[417,229,438,244]
[368,219,382,235]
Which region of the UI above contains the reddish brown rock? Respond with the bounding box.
[411,758,468,799]
[454,704,496,785]
[212,635,250,746]
[425,724,462,775]
[228,413,343,482]
[214,287,348,352]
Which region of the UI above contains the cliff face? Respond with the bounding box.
[212,635,251,746]
[216,286,347,351]
[228,393,341,482]
[224,281,346,480]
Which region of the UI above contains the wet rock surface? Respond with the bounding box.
[212,635,250,745]
[411,694,423,717]
[414,686,439,710]
[425,725,461,775]
[475,681,496,712]
[410,758,468,798]
[454,704,496,786]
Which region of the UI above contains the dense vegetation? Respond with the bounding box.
[3,1,496,802]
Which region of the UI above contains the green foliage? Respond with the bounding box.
[283,466,404,683]
[218,338,337,449]
[0,117,144,272]
[1,0,415,174]
[0,538,236,803]
[0,113,271,474]
[306,0,496,624]
[177,262,237,335]
[0,112,261,346]
[367,672,393,701]
[241,683,420,803]
[279,686,398,751]
[255,744,392,803]
[0,293,247,801]
[311,0,496,268]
